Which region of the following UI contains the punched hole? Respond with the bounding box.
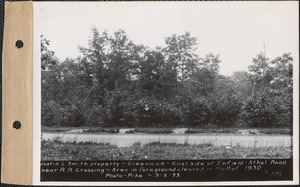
[15,40,24,49]
[13,121,22,129]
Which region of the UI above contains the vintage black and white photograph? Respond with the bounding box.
[34,1,298,184]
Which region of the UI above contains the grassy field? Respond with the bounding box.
[42,126,292,135]
[41,139,292,161]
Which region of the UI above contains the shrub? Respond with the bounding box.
[185,97,211,127]
[42,100,65,127]
[208,92,243,126]
[84,104,105,126]
[102,89,127,126]
[241,89,292,127]
[119,100,140,127]
[134,98,183,127]
[63,102,87,127]
[85,91,183,127]
[102,89,140,127]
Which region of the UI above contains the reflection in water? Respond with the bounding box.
[42,133,292,148]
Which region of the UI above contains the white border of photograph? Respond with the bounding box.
[32,1,299,185]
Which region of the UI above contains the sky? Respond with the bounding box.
[35,1,298,76]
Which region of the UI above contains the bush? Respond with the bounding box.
[96,91,183,127]
[241,89,292,127]
[84,104,105,126]
[42,99,88,127]
[185,98,211,127]
[277,92,293,127]
[63,102,87,127]
[102,89,140,127]
[208,92,243,126]
[42,100,65,127]
[119,100,140,127]
[102,89,127,126]
[134,98,183,127]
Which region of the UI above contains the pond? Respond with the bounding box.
[42,133,292,148]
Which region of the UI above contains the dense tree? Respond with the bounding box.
[241,88,292,128]
[41,35,59,70]
[231,71,252,99]
[248,52,272,91]
[242,53,293,128]
[41,29,293,129]
[139,49,165,95]
[189,54,221,96]
[163,32,199,81]
[269,53,293,92]
[41,35,63,127]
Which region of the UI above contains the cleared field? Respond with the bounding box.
[41,140,292,161]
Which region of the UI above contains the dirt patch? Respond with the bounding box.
[66,129,89,133]
[236,129,261,135]
[172,128,188,134]
[119,128,135,134]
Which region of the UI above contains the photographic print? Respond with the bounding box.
[33,1,299,185]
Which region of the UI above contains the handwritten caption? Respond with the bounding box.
[41,159,292,181]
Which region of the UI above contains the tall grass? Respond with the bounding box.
[41,139,292,161]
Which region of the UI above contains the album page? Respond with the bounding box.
[2,1,299,186]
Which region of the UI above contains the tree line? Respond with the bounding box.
[41,27,293,128]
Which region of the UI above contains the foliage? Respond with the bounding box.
[243,53,293,128]
[231,71,252,99]
[163,32,199,81]
[207,76,243,126]
[41,100,64,127]
[185,97,211,127]
[241,88,292,128]
[102,89,139,127]
[41,35,59,70]
[209,94,242,127]
[269,53,293,91]
[132,97,183,127]
[248,52,293,92]
[41,29,293,129]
